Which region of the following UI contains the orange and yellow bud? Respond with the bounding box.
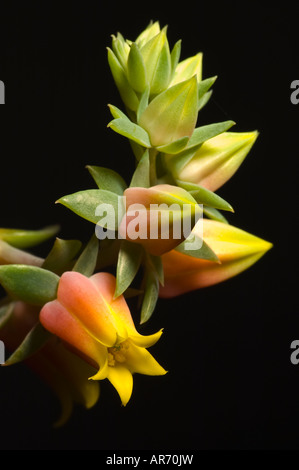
[159,219,272,298]
[119,184,201,256]
[167,131,258,191]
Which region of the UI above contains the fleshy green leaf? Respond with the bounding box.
[111,33,130,70]
[136,86,150,123]
[127,42,148,93]
[140,29,171,95]
[86,165,127,195]
[197,90,213,111]
[0,225,59,249]
[197,76,217,101]
[140,270,159,324]
[146,253,164,285]
[108,117,151,148]
[129,149,150,188]
[135,21,161,47]
[107,104,127,119]
[0,265,59,306]
[185,120,235,151]
[57,189,120,229]
[156,136,189,155]
[170,40,181,81]
[203,206,229,224]
[139,76,198,147]
[115,240,144,298]
[149,32,172,95]
[177,180,234,212]
[171,52,203,85]
[72,234,99,277]
[4,322,52,366]
[107,47,139,111]
[42,238,82,275]
[175,236,219,262]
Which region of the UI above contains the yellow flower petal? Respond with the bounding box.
[129,329,164,348]
[107,364,133,406]
[125,341,167,376]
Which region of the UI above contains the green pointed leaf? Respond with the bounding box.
[107,47,139,111]
[156,136,189,155]
[111,33,130,70]
[130,149,150,188]
[146,253,164,285]
[149,33,172,95]
[164,146,199,175]
[0,302,14,329]
[203,206,229,224]
[127,42,148,93]
[197,76,217,101]
[139,76,198,147]
[86,165,127,195]
[108,104,127,119]
[177,180,234,212]
[0,225,59,249]
[0,265,59,306]
[72,234,99,277]
[5,322,52,366]
[140,29,169,93]
[171,52,203,85]
[137,86,150,123]
[185,120,235,151]
[197,89,213,111]
[140,270,159,324]
[115,240,144,298]
[164,121,235,176]
[42,238,82,275]
[57,189,120,229]
[136,21,161,47]
[108,117,151,148]
[175,236,219,262]
[170,40,181,81]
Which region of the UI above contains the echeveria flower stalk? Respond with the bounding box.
[0,20,273,423]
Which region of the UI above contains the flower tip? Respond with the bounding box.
[263,240,273,253]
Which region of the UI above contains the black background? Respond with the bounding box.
[0,0,298,451]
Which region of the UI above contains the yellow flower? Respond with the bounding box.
[39,271,166,405]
